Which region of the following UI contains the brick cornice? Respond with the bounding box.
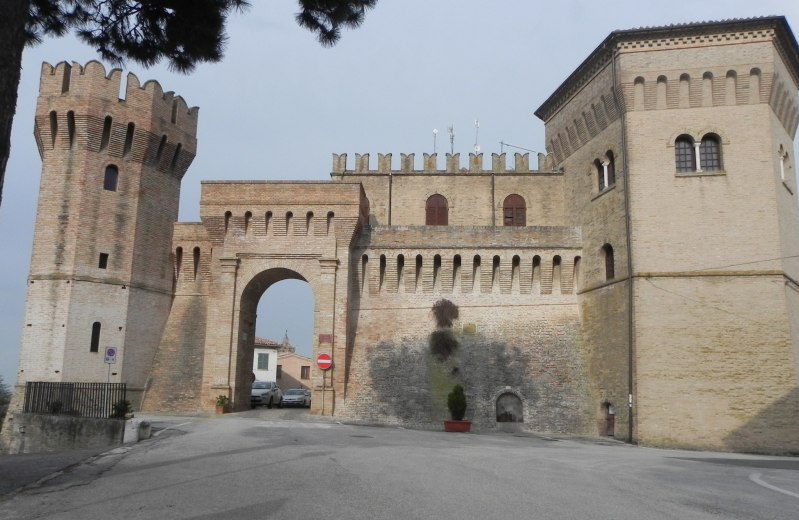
[535,16,799,122]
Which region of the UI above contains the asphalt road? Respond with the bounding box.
[1,409,797,519]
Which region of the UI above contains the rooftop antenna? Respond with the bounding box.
[473,119,480,153]
[448,125,455,154]
[433,128,438,154]
[500,141,537,154]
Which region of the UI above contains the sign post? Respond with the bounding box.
[317,354,333,414]
[316,354,333,371]
[104,347,117,383]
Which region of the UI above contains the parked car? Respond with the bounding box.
[282,388,311,408]
[251,381,283,408]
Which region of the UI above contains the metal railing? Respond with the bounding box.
[23,382,127,419]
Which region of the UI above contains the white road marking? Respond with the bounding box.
[749,473,799,499]
[153,421,194,437]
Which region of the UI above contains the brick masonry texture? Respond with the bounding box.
[6,18,799,454]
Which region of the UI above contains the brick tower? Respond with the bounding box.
[14,61,197,407]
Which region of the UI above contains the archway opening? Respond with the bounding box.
[496,392,523,432]
[257,279,314,393]
[235,269,314,411]
[600,401,615,437]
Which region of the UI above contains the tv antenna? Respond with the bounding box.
[448,125,455,154]
[500,141,537,154]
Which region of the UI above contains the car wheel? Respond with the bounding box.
[267,397,273,409]
[277,398,283,409]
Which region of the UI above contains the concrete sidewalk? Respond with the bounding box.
[0,413,197,499]
[0,447,109,498]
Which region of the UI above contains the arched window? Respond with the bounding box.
[453,254,462,291]
[224,211,232,233]
[595,158,605,190]
[170,143,182,171]
[123,122,135,157]
[397,254,405,288]
[286,211,294,234]
[605,150,616,186]
[379,254,387,291]
[602,244,615,281]
[306,211,314,235]
[244,211,252,235]
[326,212,334,235]
[425,194,448,225]
[472,255,481,292]
[90,322,101,353]
[656,75,667,109]
[265,211,273,235]
[779,145,789,182]
[415,255,423,290]
[175,247,183,280]
[675,135,696,172]
[156,135,167,163]
[49,111,58,148]
[596,153,616,190]
[361,255,369,294]
[193,247,200,280]
[699,134,722,171]
[100,116,112,151]
[104,165,119,191]
[67,111,75,147]
[503,194,526,226]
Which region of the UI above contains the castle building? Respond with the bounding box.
[7,17,799,452]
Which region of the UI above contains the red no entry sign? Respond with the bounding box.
[317,353,333,370]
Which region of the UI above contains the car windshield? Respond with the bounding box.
[286,389,304,395]
[252,382,268,389]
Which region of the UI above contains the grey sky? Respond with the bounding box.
[2,1,797,385]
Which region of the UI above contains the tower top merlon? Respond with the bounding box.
[38,60,199,138]
[330,152,539,174]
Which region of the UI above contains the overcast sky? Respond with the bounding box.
[2,1,798,386]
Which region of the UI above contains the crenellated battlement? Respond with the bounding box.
[331,152,554,175]
[39,61,198,135]
[35,61,198,177]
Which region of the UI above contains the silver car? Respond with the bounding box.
[282,388,311,408]
[251,381,283,408]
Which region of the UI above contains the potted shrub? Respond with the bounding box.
[444,384,471,432]
[215,395,230,414]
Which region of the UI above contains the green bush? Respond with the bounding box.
[447,384,467,421]
[111,399,132,419]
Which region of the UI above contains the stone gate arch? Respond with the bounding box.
[201,253,351,414]
[143,181,368,415]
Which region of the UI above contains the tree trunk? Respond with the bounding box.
[0,0,30,208]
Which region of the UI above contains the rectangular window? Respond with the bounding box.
[301,366,310,379]
[257,353,269,370]
[98,253,109,269]
[276,365,282,379]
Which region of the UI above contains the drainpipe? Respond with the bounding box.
[611,45,636,444]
